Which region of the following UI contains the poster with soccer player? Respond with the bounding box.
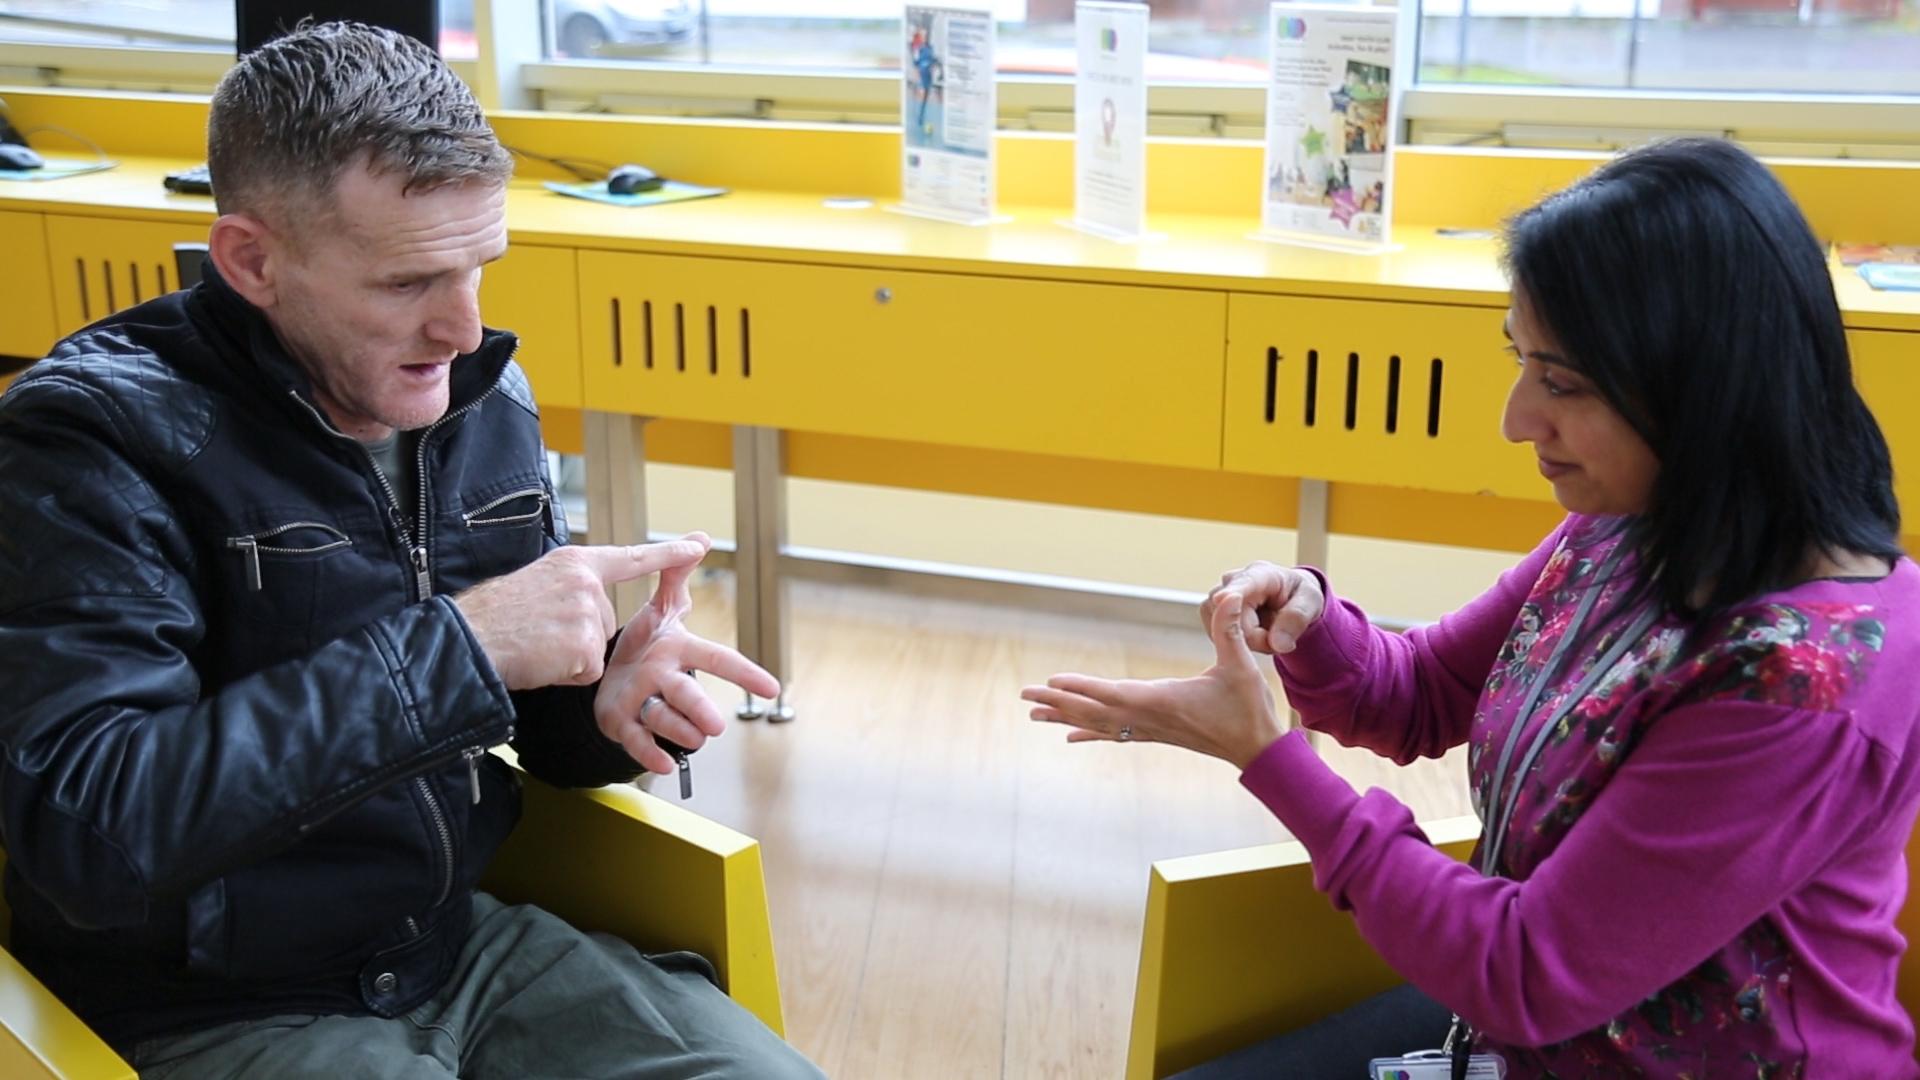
[901,6,997,223]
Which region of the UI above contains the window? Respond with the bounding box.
[531,0,1920,95]
[537,1,1273,84]
[0,1,477,63]
[0,0,230,49]
[2,1,1914,155]
[1418,0,1920,94]
[522,1,1918,154]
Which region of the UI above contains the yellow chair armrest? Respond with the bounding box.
[0,754,784,1075]
[1126,815,1482,1080]
[0,852,135,1079]
[478,751,786,1037]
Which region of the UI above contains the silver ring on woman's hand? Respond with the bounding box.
[1118,725,1134,742]
[640,694,666,723]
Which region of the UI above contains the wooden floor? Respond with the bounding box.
[663,571,1474,1080]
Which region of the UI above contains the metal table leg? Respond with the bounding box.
[1296,478,1330,572]
[732,425,794,722]
[584,411,651,621]
[1295,477,1330,745]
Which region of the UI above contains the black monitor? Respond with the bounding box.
[235,0,440,56]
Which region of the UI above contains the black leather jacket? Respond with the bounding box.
[0,269,642,1050]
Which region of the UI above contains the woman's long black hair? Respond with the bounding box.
[1503,138,1900,623]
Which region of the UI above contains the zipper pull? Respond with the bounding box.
[659,738,693,800]
[228,537,262,591]
[411,545,432,600]
[464,747,484,805]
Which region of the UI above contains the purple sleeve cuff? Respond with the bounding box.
[1272,568,1372,692]
[1238,730,1361,851]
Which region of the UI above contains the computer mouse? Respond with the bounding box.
[606,163,663,196]
[0,142,43,170]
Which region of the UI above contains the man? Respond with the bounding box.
[0,22,820,1079]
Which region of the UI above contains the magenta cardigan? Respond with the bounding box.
[1243,516,1920,1077]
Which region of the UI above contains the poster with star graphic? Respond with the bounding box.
[1260,3,1398,251]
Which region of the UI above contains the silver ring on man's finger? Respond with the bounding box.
[1118,725,1134,742]
[640,693,667,723]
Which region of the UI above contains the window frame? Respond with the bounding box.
[0,41,485,97]
[0,42,230,94]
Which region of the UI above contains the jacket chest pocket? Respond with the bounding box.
[222,520,355,636]
[458,487,550,578]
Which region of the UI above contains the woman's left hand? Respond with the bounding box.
[1020,595,1286,770]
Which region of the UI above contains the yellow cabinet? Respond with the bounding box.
[0,210,56,361]
[1223,293,1545,501]
[1850,328,1920,540]
[44,214,209,336]
[479,243,582,409]
[577,251,1228,470]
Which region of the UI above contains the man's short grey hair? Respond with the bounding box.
[208,20,512,222]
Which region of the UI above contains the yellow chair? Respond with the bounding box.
[1126,813,1920,1078]
[0,756,787,1080]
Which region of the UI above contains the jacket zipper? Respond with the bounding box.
[416,775,457,909]
[284,393,426,595]
[461,487,550,529]
[405,382,501,600]
[463,747,486,804]
[283,356,512,918]
[225,521,352,591]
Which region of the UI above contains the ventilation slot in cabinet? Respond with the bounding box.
[1263,347,1279,424]
[741,309,753,378]
[129,263,145,306]
[617,298,755,379]
[1343,352,1360,431]
[156,263,170,295]
[75,258,91,321]
[1385,355,1401,435]
[1303,349,1320,427]
[1266,347,1437,438]
[706,305,718,375]
[674,303,686,372]
[1427,358,1445,438]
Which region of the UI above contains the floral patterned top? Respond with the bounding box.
[1242,515,1920,1078]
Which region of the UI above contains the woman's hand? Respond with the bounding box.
[1021,595,1286,770]
[1201,561,1326,655]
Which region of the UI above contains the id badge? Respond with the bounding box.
[1368,1050,1506,1079]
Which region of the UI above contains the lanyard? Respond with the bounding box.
[1480,601,1658,875]
[1445,543,1659,1073]
[1478,543,1657,875]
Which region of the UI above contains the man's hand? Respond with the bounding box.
[595,540,780,775]
[454,539,710,691]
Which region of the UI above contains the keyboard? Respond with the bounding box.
[163,162,212,195]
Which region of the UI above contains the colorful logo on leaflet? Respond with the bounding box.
[1100,27,1118,52]
[1277,16,1308,39]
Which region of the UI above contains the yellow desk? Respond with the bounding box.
[2,126,1916,707]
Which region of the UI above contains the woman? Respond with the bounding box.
[1023,139,1920,1077]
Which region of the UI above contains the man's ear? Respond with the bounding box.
[208,212,281,310]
